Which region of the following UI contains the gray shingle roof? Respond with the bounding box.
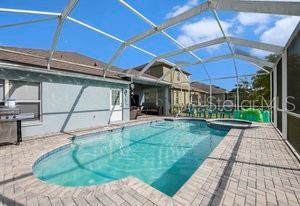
[0,46,125,80]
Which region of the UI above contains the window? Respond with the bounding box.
[111,89,121,106]
[144,88,156,103]
[177,72,181,81]
[175,91,179,104]
[192,94,198,105]
[9,80,41,121]
[0,79,4,104]
[144,91,150,103]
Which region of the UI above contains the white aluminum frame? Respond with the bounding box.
[47,0,79,70]
[0,0,299,114]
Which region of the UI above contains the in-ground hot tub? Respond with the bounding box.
[207,119,252,130]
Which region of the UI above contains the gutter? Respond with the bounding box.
[0,61,131,85]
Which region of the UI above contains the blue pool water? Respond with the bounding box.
[33,120,228,196]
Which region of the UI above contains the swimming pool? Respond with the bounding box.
[33,120,228,196]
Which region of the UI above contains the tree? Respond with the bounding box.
[229,54,280,107]
[251,54,280,105]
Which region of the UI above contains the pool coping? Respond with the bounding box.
[28,117,233,204]
[206,118,254,130]
[2,117,299,205]
[1,118,244,205]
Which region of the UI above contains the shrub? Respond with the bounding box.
[240,108,263,122]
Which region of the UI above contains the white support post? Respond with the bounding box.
[273,61,278,127]
[188,76,191,106]
[270,72,273,123]
[209,82,212,108]
[47,0,79,70]
[282,50,287,139]
[164,86,170,116]
[236,77,240,110]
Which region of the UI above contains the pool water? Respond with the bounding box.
[33,120,228,196]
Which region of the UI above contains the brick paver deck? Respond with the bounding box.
[0,119,299,206]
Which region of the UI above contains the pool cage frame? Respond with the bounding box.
[0,0,300,140]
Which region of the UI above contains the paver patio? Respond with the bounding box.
[0,118,299,206]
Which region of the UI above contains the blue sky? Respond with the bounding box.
[0,0,299,90]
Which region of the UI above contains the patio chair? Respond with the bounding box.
[186,105,195,117]
[197,106,206,118]
[217,106,225,118]
[223,106,234,118]
[207,106,217,118]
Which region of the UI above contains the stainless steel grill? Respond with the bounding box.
[0,106,33,145]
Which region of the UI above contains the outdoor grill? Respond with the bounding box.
[0,106,34,144]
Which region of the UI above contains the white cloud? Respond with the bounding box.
[235,25,245,34]
[166,0,198,19]
[237,12,272,26]
[235,12,275,35]
[176,17,232,51]
[260,16,300,45]
[251,16,300,57]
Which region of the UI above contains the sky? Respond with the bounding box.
[0,0,299,90]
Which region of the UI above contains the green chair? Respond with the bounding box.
[207,107,217,118]
[233,110,241,119]
[262,110,270,122]
[217,107,225,118]
[224,106,234,118]
[197,106,206,118]
[186,105,195,117]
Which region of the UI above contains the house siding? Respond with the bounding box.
[0,67,130,139]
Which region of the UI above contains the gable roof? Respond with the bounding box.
[191,81,227,94]
[0,46,125,80]
[130,60,191,75]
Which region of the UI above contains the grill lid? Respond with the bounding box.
[0,106,20,116]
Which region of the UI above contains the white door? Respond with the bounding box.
[110,89,123,122]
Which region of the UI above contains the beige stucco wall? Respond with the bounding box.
[145,65,164,78]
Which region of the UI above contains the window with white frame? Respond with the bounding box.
[9,80,41,121]
[111,89,121,106]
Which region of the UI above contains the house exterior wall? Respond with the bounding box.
[0,67,130,139]
[161,66,192,107]
[145,65,164,78]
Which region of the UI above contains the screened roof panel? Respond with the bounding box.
[185,64,211,81]
[0,0,69,12]
[166,53,197,65]
[69,0,151,40]
[193,43,231,59]
[235,59,261,76]
[0,13,57,49]
[0,0,299,90]
[56,20,121,64]
[211,78,237,91]
[134,32,180,55]
[204,59,236,78]
[113,45,154,69]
